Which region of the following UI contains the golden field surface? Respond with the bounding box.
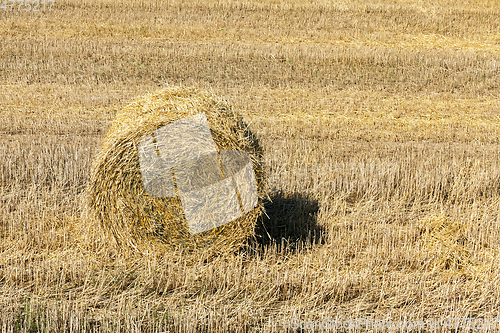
[1,0,500,331]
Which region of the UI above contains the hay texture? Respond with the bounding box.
[421,214,472,272]
[85,86,265,253]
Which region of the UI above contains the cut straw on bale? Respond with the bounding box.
[85,86,265,253]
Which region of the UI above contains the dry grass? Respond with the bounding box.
[1,0,500,331]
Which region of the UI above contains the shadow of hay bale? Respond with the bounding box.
[254,191,324,251]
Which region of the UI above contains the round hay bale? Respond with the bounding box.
[85,86,265,253]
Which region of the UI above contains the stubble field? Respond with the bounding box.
[1,0,500,331]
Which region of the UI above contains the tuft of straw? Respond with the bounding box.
[84,86,265,254]
[421,214,472,272]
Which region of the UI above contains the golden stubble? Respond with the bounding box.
[1,0,500,331]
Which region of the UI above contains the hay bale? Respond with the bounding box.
[85,86,265,253]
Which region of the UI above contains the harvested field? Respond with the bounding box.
[1,0,500,331]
